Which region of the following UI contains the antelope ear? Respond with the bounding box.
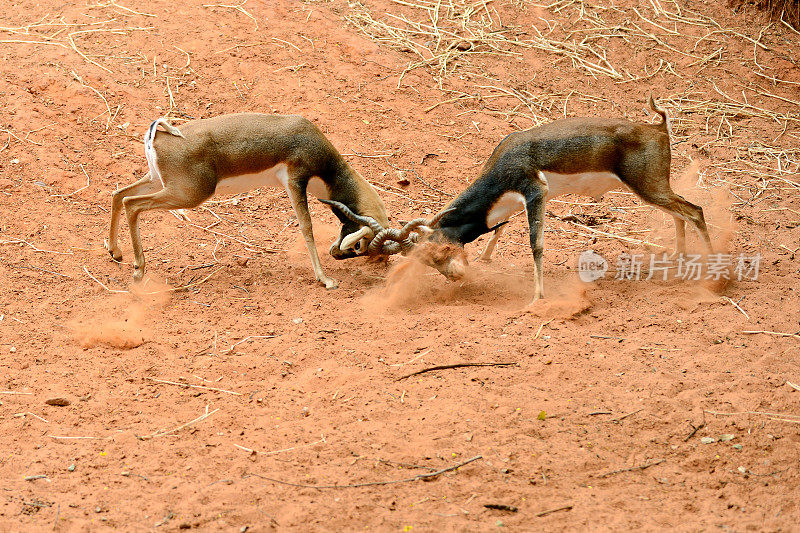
[340,226,374,250]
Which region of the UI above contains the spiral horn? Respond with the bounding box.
[371,207,456,255]
[318,198,386,235]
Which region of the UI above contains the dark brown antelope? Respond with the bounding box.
[325,97,712,301]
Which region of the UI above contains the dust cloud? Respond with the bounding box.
[72,278,171,349]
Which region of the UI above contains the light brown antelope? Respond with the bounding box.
[105,113,389,289]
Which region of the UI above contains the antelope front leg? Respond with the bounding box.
[526,194,546,302]
[286,181,339,290]
[478,224,506,262]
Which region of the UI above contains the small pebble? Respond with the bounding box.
[46,397,71,407]
[732,444,743,450]
[9,346,16,353]
[700,437,716,444]
[68,463,75,472]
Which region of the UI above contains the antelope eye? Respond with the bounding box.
[354,239,366,253]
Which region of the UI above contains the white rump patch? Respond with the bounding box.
[486,191,526,227]
[144,118,183,188]
[542,171,626,201]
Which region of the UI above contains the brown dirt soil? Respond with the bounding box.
[1,0,799,530]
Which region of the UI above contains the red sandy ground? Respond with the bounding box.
[1,0,799,530]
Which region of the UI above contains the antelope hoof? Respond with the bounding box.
[319,276,339,290]
[133,266,144,282]
[478,256,493,264]
[104,239,123,262]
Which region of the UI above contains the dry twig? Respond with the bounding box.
[146,377,242,395]
[396,361,518,381]
[141,405,219,439]
[595,458,665,478]
[244,455,482,489]
[536,504,574,517]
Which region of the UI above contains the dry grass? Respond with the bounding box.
[345,0,528,85]
[730,0,800,30]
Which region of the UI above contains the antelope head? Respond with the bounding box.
[319,199,467,279]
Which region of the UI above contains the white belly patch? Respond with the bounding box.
[542,171,625,200]
[215,163,289,196]
[486,191,526,227]
[213,164,330,200]
[484,172,625,227]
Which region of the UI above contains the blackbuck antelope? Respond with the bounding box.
[325,97,712,301]
[105,113,389,289]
